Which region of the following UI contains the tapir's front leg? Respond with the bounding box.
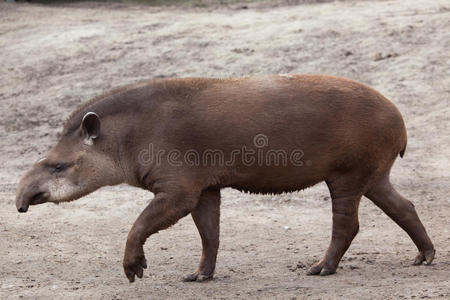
[123,188,199,282]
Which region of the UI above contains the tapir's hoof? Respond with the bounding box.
[307,264,323,275]
[319,268,336,276]
[413,249,435,265]
[183,272,213,282]
[307,262,336,276]
[123,254,147,283]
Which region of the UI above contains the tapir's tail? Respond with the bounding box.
[399,145,406,158]
[399,125,407,158]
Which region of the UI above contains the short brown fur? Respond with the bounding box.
[16,75,434,282]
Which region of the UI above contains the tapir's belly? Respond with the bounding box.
[226,158,333,194]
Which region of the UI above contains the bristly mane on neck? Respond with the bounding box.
[61,77,219,137]
[61,80,155,137]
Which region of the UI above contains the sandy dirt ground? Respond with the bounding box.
[1,0,449,299]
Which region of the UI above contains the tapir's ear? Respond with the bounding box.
[81,112,100,143]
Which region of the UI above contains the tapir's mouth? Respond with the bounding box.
[29,192,49,205]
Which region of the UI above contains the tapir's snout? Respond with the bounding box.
[17,206,27,213]
[16,175,50,213]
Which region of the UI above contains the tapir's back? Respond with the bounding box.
[172,75,405,158]
[154,75,407,192]
[176,75,405,147]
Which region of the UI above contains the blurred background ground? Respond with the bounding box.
[6,0,349,8]
[0,0,449,299]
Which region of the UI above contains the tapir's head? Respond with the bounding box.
[16,112,123,213]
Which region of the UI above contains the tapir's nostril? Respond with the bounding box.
[18,206,28,213]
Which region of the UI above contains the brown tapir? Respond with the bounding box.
[15,75,435,282]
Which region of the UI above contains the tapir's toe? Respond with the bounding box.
[183,272,213,282]
[307,261,338,276]
[183,273,198,282]
[319,267,336,276]
[197,274,213,282]
[307,260,329,276]
[413,249,436,265]
[306,264,323,276]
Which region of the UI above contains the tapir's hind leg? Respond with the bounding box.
[308,176,362,276]
[183,187,221,282]
[364,175,435,265]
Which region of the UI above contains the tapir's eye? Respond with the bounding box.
[52,163,67,174]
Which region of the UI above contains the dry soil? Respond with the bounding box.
[0,0,449,299]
